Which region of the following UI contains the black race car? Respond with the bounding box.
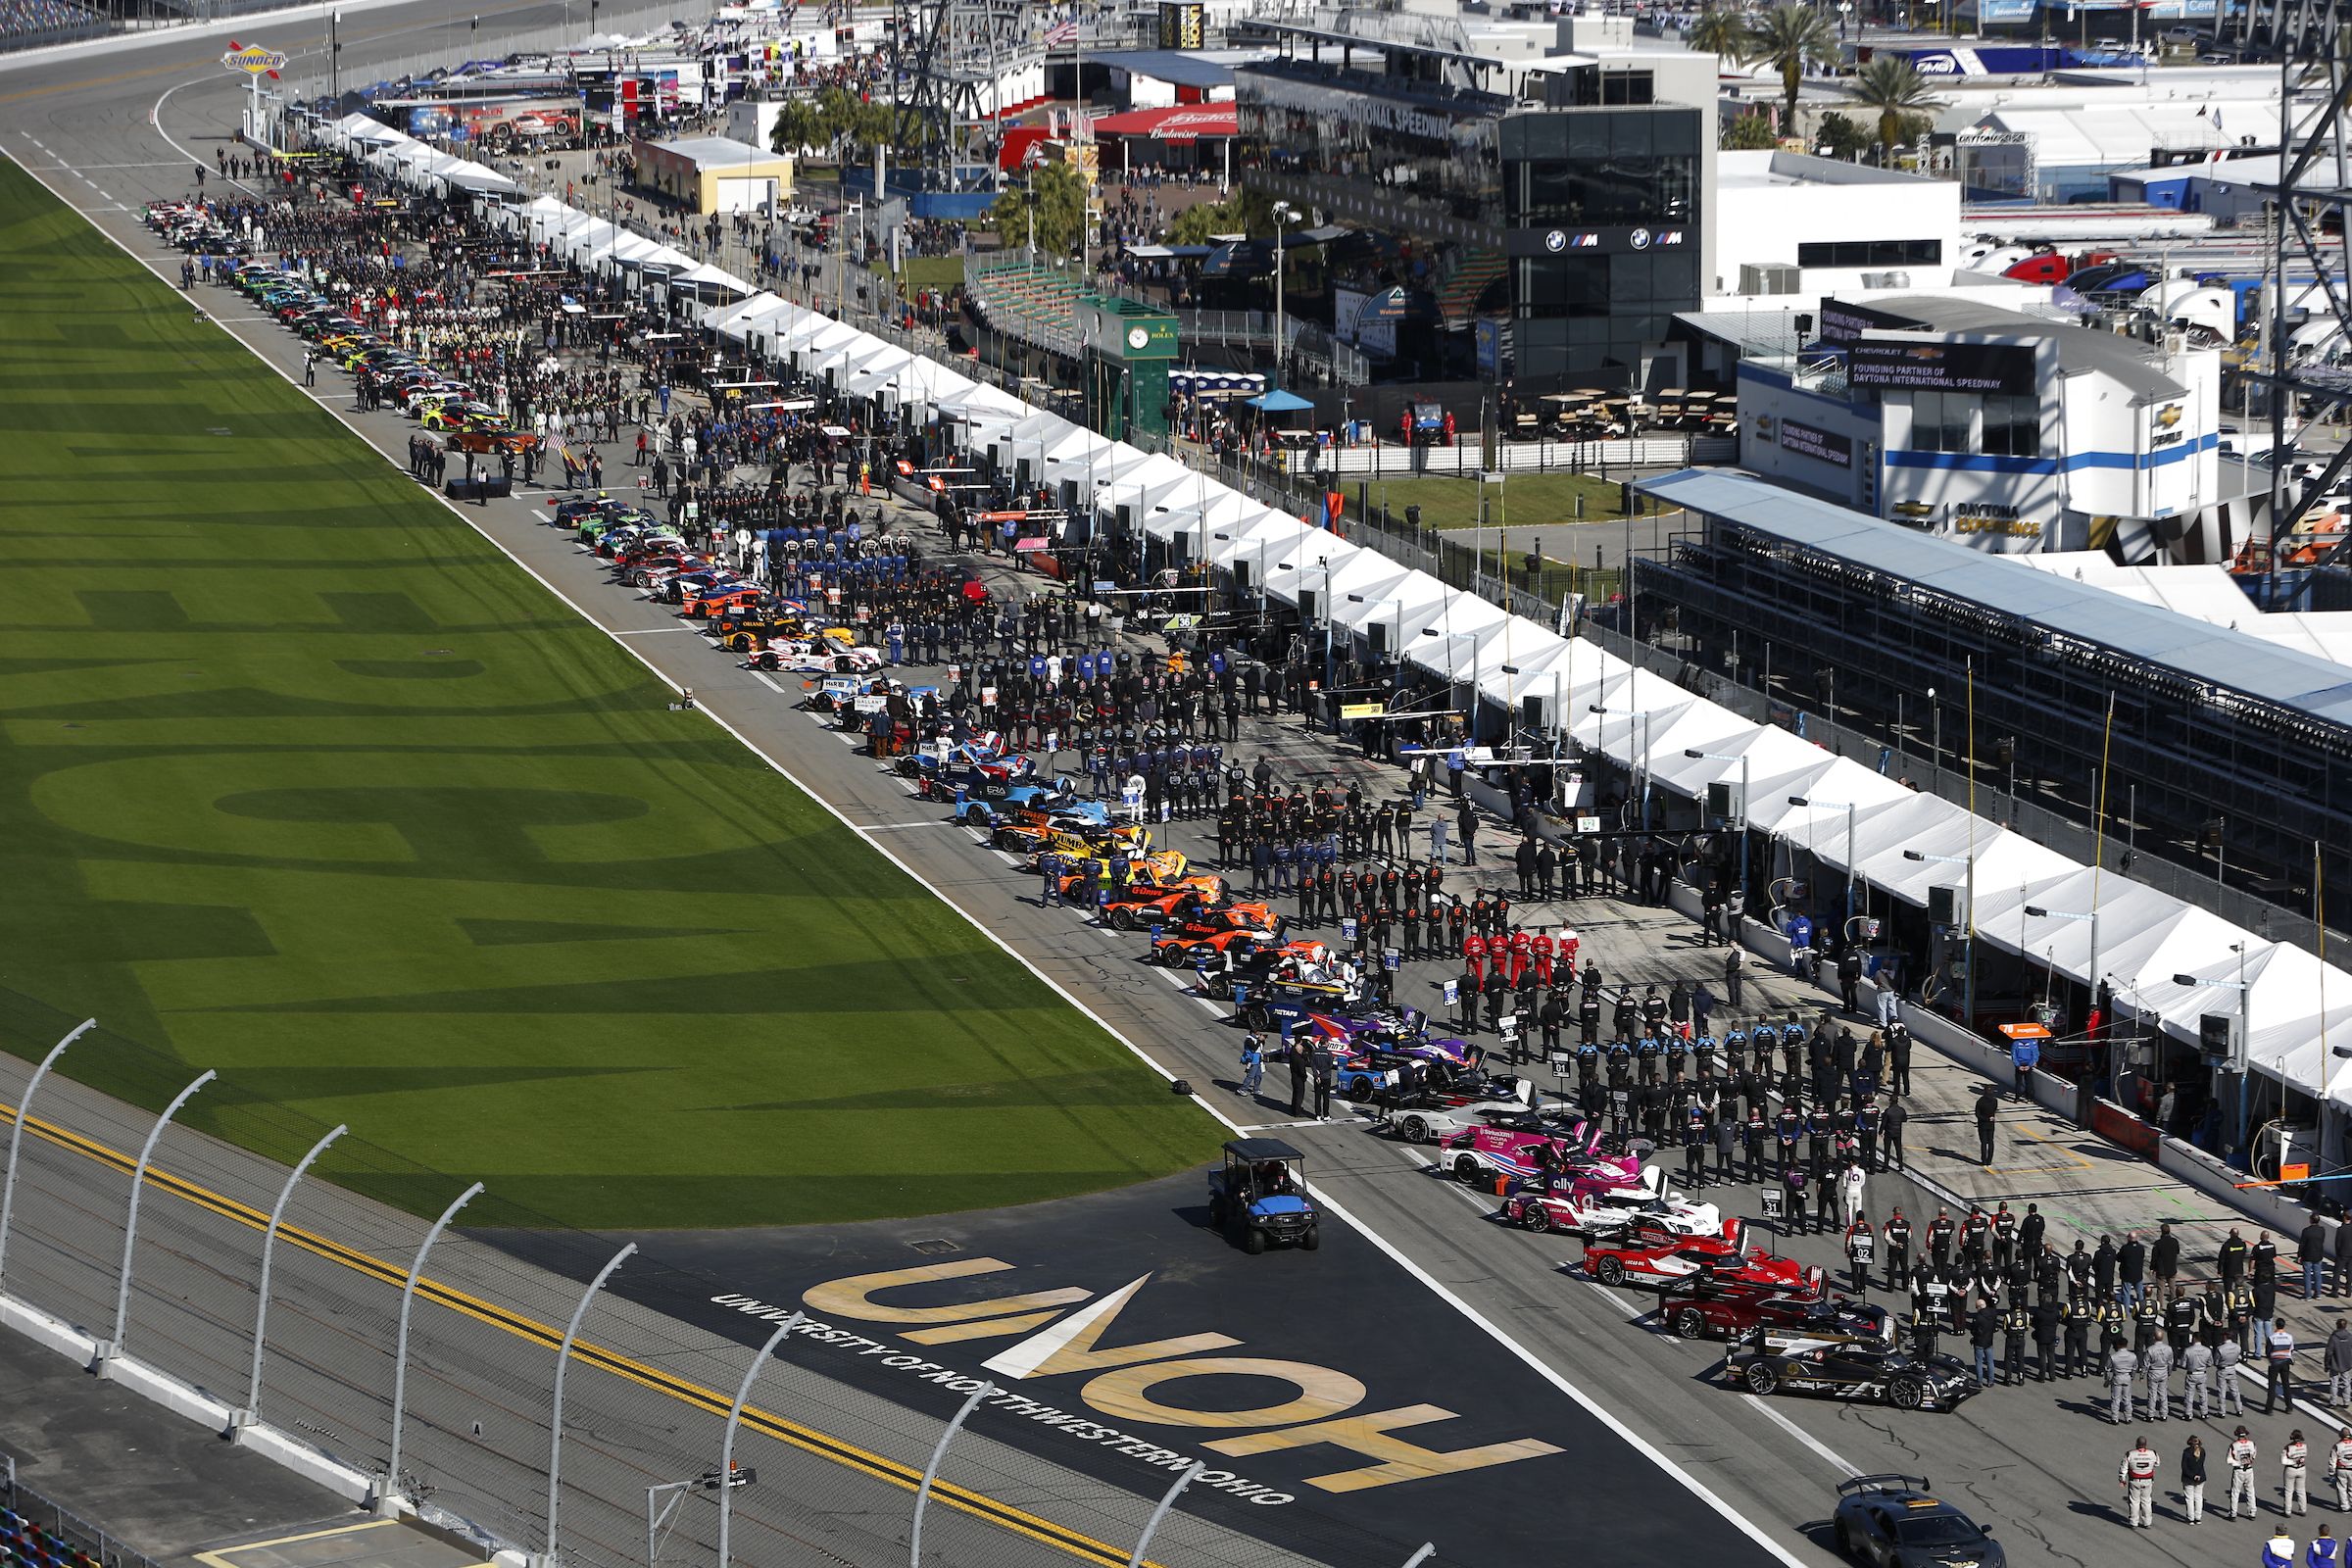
[1725,1322,1979,1411]
[1831,1474,2005,1567]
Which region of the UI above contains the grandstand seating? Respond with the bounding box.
[963,256,1084,356]
[1,1508,104,1568]
[0,0,103,39]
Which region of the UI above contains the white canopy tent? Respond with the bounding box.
[479,160,2352,1118]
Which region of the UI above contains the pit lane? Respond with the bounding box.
[0,24,2257,1568]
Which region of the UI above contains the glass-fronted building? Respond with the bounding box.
[1228,6,1716,388]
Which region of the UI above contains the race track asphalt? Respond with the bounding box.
[0,19,2286,1568]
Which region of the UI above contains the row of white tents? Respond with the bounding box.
[359,182,2352,1125]
[318,112,520,199]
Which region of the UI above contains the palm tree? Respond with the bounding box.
[1746,4,1838,137]
[1687,4,1749,67]
[1847,56,1946,164]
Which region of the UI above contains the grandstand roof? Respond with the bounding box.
[1641,468,2352,729]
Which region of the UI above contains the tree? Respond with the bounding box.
[1746,4,1838,137]
[1163,187,1276,247]
[1686,5,1750,66]
[1721,112,1779,151]
[1848,56,1946,162]
[767,95,827,161]
[991,161,1090,260]
[1815,110,1871,162]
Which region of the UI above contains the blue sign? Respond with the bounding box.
[1384,948,1401,972]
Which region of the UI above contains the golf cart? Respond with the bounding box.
[1206,1138,1320,1254]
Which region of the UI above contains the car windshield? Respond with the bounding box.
[1893,1514,1982,1546]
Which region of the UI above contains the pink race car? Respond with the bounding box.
[1498,1165,1724,1238]
[1436,1114,1636,1187]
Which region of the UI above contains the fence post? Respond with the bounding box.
[720,1313,801,1568]
[1125,1461,1203,1568]
[0,1019,95,1290]
[545,1242,636,1565]
[1398,1547,1437,1568]
[103,1069,216,1364]
[241,1122,346,1429]
[382,1181,483,1513]
[909,1380,995,1568]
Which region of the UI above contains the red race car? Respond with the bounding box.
[1650,1276,1872,1345]
[1579,1219,1816,1294]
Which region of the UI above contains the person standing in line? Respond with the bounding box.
[2329,1429,2352,1514]
[2268,1526,2299,1568]
[2232,1428,2262,1519]
[2315,1525,2344,1568]
[1287,1036,1308,1117]
[2109,1341,2140,1424]
[2286,1429,2312,1518]
[2272,1318,2301,1414]
[1310,1045,1336,1121]
[2119,1436,2159,1529]
[2146,1335,2176,1422]
[2328,1321,2352,1407]
[2180,1434,2208,1525]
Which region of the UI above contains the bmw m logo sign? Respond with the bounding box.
[1629,228,1651,250]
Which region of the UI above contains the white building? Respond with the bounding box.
[1732,293,2225,558]
[1707,151,1961,300]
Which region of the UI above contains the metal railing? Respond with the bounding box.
[0,1457,163,1568]
[0,989,1436,1568]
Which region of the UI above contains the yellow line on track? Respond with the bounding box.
[0,1099,1152,1568]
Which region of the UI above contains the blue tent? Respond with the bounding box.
[1247,388,1313,413]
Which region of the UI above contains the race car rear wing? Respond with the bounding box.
[1837,1473,1934,1499]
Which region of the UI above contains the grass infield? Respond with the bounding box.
[0,157,1212,1230]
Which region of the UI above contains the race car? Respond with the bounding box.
[1438,1115,1623,1185]
[1147,901,1282,941]
[772,643,885,674]
[1655,1282,1877,1347]
[1579,1219,1816,1294]
[1184,938,1332,997]
[1378,1078,1542,1145]
[1726,1324,1980,1412]
[1003,818,1149,861]
[678,582,768,619]
[960,784,1110,835]
[1156,930,1326,968]
[1096,881,1215,931]
[1830,1475,2006,1567]
[1230,974,1358,1029]
[1497,1165,1722,1239]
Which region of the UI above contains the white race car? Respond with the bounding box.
[772,642,883,673]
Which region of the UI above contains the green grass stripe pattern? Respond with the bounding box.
[0,159,1212,1229]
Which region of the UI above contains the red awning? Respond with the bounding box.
[1085,104,1238,142]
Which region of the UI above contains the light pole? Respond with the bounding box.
[2024,904,2101,1045]
[1686,748,1751,916]
[1787,795,1860,938]
[1903,847,1977,1027]
[1317,554,1332,701]
[1270,200,1298,391]
[1926,684,1941,795]
[2175,945,2254,1160]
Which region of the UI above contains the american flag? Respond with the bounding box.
[1042,18,1078,45]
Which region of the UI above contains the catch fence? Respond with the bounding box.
[0,986,1444,1568]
